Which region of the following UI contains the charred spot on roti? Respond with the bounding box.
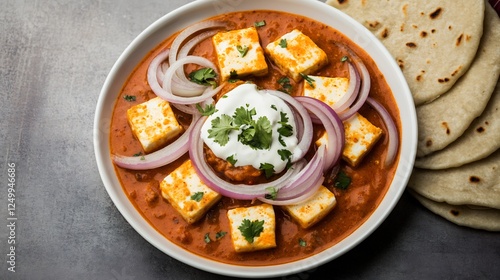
[430,8,443,19]
[400,23,405,32]
[406,42,417,48]
[476,126,485,133]
[367,20,380,29]
[441,122,450,135]
[416,75,422,81]
[431,29,436,33]
[456,34,464,46]
[469,176,481,183]
[420,31,428,37]
[402,4,408,16]
[338,0,347,4]
[438,77,450,83]
[451,66,462,77]
[449,25,453,30]
[397,58,405,69]
[426,139,433,147]
[381,28,389,38]
[450,209,460,216]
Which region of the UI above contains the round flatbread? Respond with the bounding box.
[414,80,500,169]
[410,191,500,231]
[408,150,500,210]
[326,0,484,105]
[415,4,500,157]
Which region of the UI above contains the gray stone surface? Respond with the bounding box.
[0,0,499,279]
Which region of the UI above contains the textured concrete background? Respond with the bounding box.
[0,0,499,279]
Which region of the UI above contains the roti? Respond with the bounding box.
[415,81,499,169]
[415,4,500,157]
[326,0,485,105]
[408,150,500,210]
[411,191,500,231]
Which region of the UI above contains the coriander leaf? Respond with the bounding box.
[270,105,277,111]
[189,67,218,88]
[259,162,275,178]
[204,233,211,243]
[334,171,351,190]
[255,116,273,149]
[278,135,286,147]
[299,238,307,247]
[196,103,217,116]
[300,73,315,88]
[254,20,266,27]
[133,152,142,157]
[215,231,227,239]
[340,55,349,62]
[277,124,293,137]
[277,76,292,93]
[277,149,292,162]
[226,155,237,166]
[238,219,265,243]
[208,114,238,146]
[236,45,249,57]
[265,187,278,200]
[233,106,256,126]
[123,95,136,102]
[191,191,204,202]
[279,38,287,48]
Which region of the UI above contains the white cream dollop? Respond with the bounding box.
[201,83,299,173]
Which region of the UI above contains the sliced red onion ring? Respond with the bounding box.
[296,96,345,171]
[331,62,360,113]
[112,114,201,170]
[338,56,371,121]
[148,49,170,93]
[169,20,226,66]
[366,97,399,167]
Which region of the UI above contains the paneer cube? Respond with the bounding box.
[282,186,336,229]
[315,113,383,166]
[212,27,268,81]
[342,113,383,166]
[127,97,183,153]
[160,160,221,224]
[305,77,383,166]
[227,204,276,252]
[303,76,350,105]
[265,29,328,82]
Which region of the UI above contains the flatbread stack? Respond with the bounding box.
[326,0,500,231]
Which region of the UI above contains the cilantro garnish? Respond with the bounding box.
[226,155,237,166]
[259,163,275,178]
[279,38,287,48]
[233,106,256,126]
[254,20,266,27]
[299,238,307,247]
[123,95,136,102]
[277,76,292,93]
[236,45,249,57]
[215,231,227,239]
[340,55,349,62]
[204,233,211,244]
[207,114,239,146]
[133,152,142,157]
[334,171,352,190]
[196,103,217,116]
[265,187,278,200]
[188,67,218,88]
[270,105,277,111]
[238,219,265,243]
[190,192,204,202]
[300,73,315,88]
[277,111,293,137]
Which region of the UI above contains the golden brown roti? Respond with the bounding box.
[411,191,500,231]
[326,0,485,105]
[408,150,500,210]
[415,80,500,169]
[415,4,500,157]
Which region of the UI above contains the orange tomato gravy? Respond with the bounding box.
[110,11,401,266]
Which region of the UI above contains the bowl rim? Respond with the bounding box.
[93,0,417,277]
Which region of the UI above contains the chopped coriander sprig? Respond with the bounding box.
[238,219,265,243]
[300,73,315,88]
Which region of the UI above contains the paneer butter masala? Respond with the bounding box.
[110,11,401,265]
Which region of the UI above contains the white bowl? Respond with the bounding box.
[94,0,417,277]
